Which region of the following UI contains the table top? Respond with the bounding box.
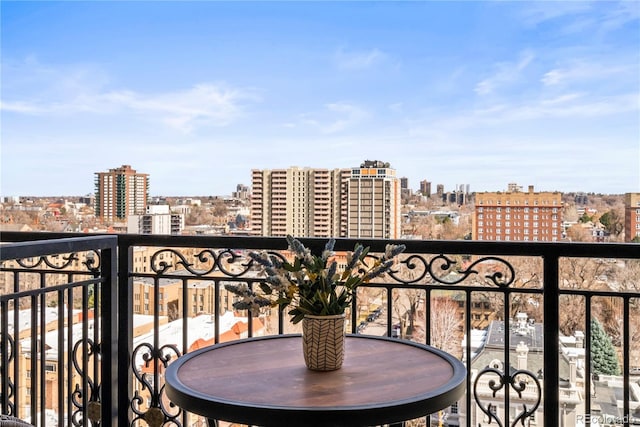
[165,334,466,427]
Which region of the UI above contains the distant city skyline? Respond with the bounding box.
[1,1,639,197]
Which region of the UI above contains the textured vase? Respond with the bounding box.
[302,313,346,371]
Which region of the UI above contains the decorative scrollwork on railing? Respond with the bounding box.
[216,248,252,277]
[473,366,541,427]
[130,342,182,427]
[142,248,517,291]
[150,249,217,276]
[389,254,430,284]
[428,255,515,287]
[16,253,80,270]
[509,369,542,426]
[70,338,101,426]
[0,333,16,416]
[82,251,101,274]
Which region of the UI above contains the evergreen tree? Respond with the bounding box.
[591,319,620,375]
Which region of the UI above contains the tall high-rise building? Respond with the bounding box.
[346,160,401,239]
[251,167,348,237]
[95,165,149,222]
[400,176,411,198]
[473,185,563,242]
[624,193,640,242]
[400,177,409,190]
[420,180,432,197]
[250,160,400,239]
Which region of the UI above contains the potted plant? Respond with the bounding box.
[226,235,405,370]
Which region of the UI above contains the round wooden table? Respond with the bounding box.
[165,334,466,427]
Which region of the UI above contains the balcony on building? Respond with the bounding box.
[0,232,639,427]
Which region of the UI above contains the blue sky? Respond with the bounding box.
[1,1,639,197]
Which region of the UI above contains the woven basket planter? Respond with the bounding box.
[302,313,346,371]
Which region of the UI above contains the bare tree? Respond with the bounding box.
[473,256,542,322]
[566,224,593,242]
[558,258,614,336]
[392,288,423,340]
[430,296,464,358]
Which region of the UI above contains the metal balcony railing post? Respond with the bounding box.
[117,240,134,427]
[100,242,119,427]
[543,250,560,427]
[0,299,8,415]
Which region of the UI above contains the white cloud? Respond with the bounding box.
[542,61,635,87]
[296,102,368,134]
[334,47,386,70]
[1,58,260,132]
[517,2,594,27]
[2,75,258,133]
[323,102,368,133]
[99,84,258,132]
[598,1,640,33]
[388,102,404,113]
[475,50,535,95]
[540,93,584,105]
[517,1,639,35]
[408,92,638,136]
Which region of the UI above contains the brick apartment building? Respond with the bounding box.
[94,164,149,222]
[472,184,563,242]
[624,192,640,242]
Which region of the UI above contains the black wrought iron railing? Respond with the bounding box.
[1,231,639,427]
